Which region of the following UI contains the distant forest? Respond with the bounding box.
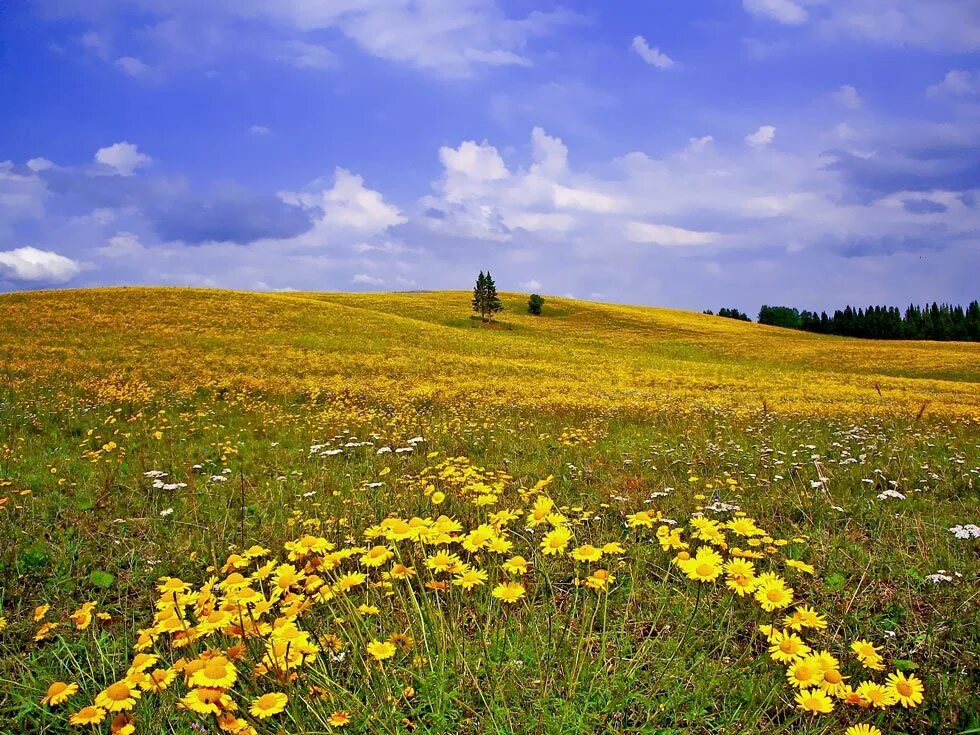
[706,302,980,341]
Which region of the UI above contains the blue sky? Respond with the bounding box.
[1,0,978,313]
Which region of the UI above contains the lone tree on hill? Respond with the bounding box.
[472,271,503,323]
[528,293,545,315]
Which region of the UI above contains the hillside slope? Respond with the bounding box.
[1,287,978,418]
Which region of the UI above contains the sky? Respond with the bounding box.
[0,0,978,313]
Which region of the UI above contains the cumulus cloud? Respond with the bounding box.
[927,70,980,98]
[745,125,776,147]
[94,142,151,176]
[280,167,406,243]
[520,279,543,290]
[630,36,674,69]
[743,0,807,25]
[352,272,384,286]
[0,246,80,283]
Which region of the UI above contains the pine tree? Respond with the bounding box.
[472,271,487,321]
[484,272,503,322]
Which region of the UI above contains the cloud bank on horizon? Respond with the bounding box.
[1,0,977,312]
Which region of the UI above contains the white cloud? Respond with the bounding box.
[743,0,807,25]
[745,125,776,147]
[439,140,510,203]
[687,135,714,153]
[630,36,674,69]
[94,142,151,176]
[97,232,145,258]
[352,272,384,286]
[820,0,980,52]
[0,246,80,283]
[115,56,149,76]
[927,70,980,98]
[239,0,576,77]
[625,222,718,246]
[834,84,862,109]
[26,157,55,172]
[249,125,271,135]
[281,167,406,238]
[520,279,543,290]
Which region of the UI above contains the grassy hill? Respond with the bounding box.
[1,287,978,418]
[0,288,977,734]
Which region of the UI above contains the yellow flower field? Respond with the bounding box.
[0,288,976,734]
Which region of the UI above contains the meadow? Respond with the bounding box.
[0,287,977,735]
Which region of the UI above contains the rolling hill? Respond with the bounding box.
[1,287,978,418]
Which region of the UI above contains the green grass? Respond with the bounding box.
[0,289,977,734]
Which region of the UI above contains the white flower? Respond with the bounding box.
[210,475,228,482]
[876,489,906,501]
[160,507,174,517]
[949,524,980,539]
[144,470,167,478]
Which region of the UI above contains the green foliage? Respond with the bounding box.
[88,570,115,589]
[528,293,545,316]
[472,270,504,322]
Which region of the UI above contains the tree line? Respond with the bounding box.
[755,302,980,341]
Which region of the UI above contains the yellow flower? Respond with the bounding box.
[754,578,794,611]
[367,640,397,661]
[41,681,79,706]
[851,639,885,670]
[249,692,288,719]
[34,621,60,641]
[328,710,351,727]
[784,604,827,631]
[491,581,526,603]
[452,567,488,590]
[139,668,176,692]
[540,526,572,555]
[33,603,50,622]
[767,630,811,663]
[95,681,140,712]
[844,726,882,735]
[626,510,657,528]
[109,713,135,735]
[855,681,897,709]
[127,653,159,674]
[189,655,237,689]
[334,571,367,592]
[425,552,462,574]
[570,544,603,563]
[502,556,530,575]
[69,706,106,726]
[886,671,924,708]
[795,687,834,713]
[818,667,848,696]
[179,687,237,716]
[360,545,394,567]
[678,546,724,582]
[785,559,816,575]
[584,569,615,590]
[430,491,446,504]
[786,657,822,689]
